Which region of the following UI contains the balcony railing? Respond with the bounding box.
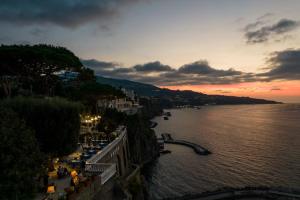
[84,126,126,185]
[86,126,126,164]
[85,163,116,185]
[100,164,117,184]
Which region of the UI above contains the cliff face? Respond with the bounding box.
[123,99,162,199]
[97,97,162,165]
[126,99,162,164]
[126,115,159,164]
[98,98,162,199]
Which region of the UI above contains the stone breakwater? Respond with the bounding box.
[161,133,211,155]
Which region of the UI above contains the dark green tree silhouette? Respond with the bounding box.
[64,81,125,113]
[1,97,82,156]
[0,107,43,199]
[0,44,83,97]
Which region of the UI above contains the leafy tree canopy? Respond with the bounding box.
[0,44,82,76]
[64,81,125,113]
[0,97,82,156]
[0,106,43,199]
[0,44,83,96]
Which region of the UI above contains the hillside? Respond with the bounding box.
[96,76,280,107]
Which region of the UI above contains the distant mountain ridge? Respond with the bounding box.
[96,76,279,107]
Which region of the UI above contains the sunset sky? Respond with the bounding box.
[1,0,300,102]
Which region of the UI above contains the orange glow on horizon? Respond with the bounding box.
[161,81,300,103]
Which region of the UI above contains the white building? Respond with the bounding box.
[97,98,141,115]
[121,88,136,101]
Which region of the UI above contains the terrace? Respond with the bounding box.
[37,115,126,200]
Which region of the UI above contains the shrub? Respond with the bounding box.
[1,97,82,156]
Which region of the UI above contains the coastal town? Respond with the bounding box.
[37,87,144,199]
[2,1,300,199]
[1,45,300,200]
[0,45,161,200]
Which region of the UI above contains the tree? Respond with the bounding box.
[1,97,82,156]
[0,44,83,97]
[0,107,43,199]
[77,67,96,82]
[97,108,126,134]
[64,81,125,113]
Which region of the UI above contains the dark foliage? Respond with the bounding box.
[77,67,96,82]
[0,97,82,156]
[63,81,125,113]
[0,107,43,199]
[97,108,126,134]
[0,44,83,97]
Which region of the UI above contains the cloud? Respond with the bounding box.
[244,13,272,31]
[30,28,46,37]
[214,90,232,94]
[81,59,119,69]
[259,49,300,80]
[244,18,300,44]
[81,59,137,80]
[82,49,300,86]
[0,35,12,43]
[0,0,141,28]
[82,59,254,86]
[133,61,174,72]
[270,87,281,91]
[257,13,274,21]
[178,60,242,76]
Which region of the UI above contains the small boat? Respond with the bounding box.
[163,116,169,120]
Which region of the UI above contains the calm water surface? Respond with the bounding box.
[146,104,300,199]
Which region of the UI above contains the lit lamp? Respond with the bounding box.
[73,176,79,186]
[47,185,55,194]
[71,170,78,178]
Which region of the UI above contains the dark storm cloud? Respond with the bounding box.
[244,18,300,44]
[258,49,300,80]
[0,0,141,28]
[133,61,174,72]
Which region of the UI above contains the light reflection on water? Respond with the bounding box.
[145,104,300,199]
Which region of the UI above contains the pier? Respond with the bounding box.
[161,133,211,155]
